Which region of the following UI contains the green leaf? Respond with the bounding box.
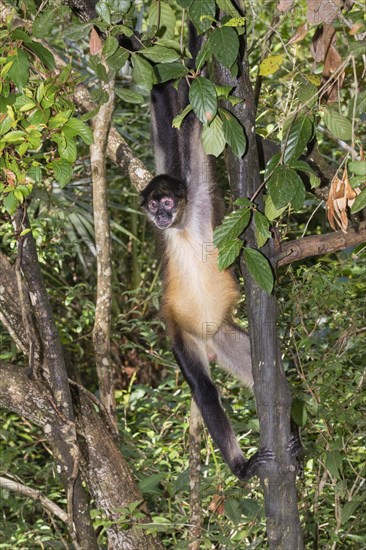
[325,450,343,480]
[7,49,30,91]
[224,499,242,524]
[142,46,179,63]
[32,8,59,38]
[283,116,313,163]
[189,77,217,124]
[54,135,77,163]
[216,0,241,18]
[323,109,352,141]
[220,108,246,158]
[1,130,26,143]
[190,0,216,34]
[243,248,274,293]
[290,179,306,211]
[96,1,111,24]
[259,54,284,76]
[351,188,366,214]
[51,159,73,187]
[105,47,129,71]
[348,160,366,176]
[291,398,307,427]
[131,55,155,94]
[341,497,364,525]
[217,238,242,270]
[289,159,316,175]
[64,118,93,145]
[297,80,318,105]
[214,207,251,248]
[154,63,188,82]
[202,116,225,157]
[195,40,211,71]
[27,41,55,69]
[209,27,239,68]
[254,211,271,248]
[48,110,73,130]
[149,1,176,39]
[267,165,304,209]
[3,191,18,214]
[103,35,119,58]
[115,88,144,104]
[0,115,14,136]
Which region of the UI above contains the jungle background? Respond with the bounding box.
[0,0,365,548]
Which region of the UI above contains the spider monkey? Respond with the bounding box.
[141,79,275,480]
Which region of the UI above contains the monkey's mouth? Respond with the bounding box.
[156,218,172,229]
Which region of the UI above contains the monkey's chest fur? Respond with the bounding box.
[162,229,239,339]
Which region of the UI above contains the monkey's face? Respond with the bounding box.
[147,195,178,228]
[141,175,187,230]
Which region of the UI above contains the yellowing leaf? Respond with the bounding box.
[259,54,284,76]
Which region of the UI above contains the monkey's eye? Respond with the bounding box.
[162,197,174,210]
[148,200,158,212]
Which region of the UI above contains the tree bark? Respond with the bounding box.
[214,4,304,547]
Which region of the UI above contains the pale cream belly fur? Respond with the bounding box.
[162,230,239,340]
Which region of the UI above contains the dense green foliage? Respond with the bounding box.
[0,0,365,548]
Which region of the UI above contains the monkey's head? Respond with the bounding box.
[141,175,187,229]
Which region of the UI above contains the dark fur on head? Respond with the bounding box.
[141,175,187,229]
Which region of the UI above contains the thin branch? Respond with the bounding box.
[90,70,118,432]
[0,476,68,524]
[277,222,366,267]
[188,399,203,550]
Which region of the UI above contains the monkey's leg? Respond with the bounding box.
[172,330,274,481]
[209,322,253,387]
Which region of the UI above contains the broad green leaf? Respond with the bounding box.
[64,118,93,145]
[106,47,129,71]
[103,35,119,58]
[243,248,274,293]
[189,77,217,124]
[1,130,26,143]
[202,116,225,157]
[220,108,246,158]
[291,398,307,427]
[177,0,192,7]
[283,116,313,163]
[115,88,144,104]
[341,497,364,526]
[264,152,281,179]
[325,450,343,480]
[254,211,271,248]
[11,29,32,43]
[259,54,284,76]
[348,161,366,176]
[0,115,14,136]
[142,46,179,63]
[217,238,242,270]
[32,8,59,38]
[350,188,366,214]
[3,191,18,214]
[195,40,211,71]
[7,49,30,91]
[297,80,318,105]
[216,0,241,17]
[209,27,239,68]
[214,207,251,248]
[224,499,242,525]
[48,110,73,130]
[96,1,111,24]
[290,179,306,211]
[154,63,188,82]
[55,135,77,163]
[27,41,55,69]
[51,159,73,187]
[323,109,352,141]
[149,1,176,39]
[131,55,155,94]
[190,0,216,34]
[289,159,316,175]
[349,175,365,188]
[223,17,246,26]
[267,165,303,209]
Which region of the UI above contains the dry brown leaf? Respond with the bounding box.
[3,168,16,186]
[307,0,342,25]
[322,44,345,102]
[326,168,360,232]
[277,0,295,12]
[311,24,336,62]
[288,23,309,44]
[349,22,364,36]
[90,27,103,56]
[209,494,225,515]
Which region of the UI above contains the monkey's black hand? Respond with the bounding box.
[233,448,275,481]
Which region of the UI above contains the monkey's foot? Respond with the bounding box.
[233,448,275,481]
[287,430,304,458]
